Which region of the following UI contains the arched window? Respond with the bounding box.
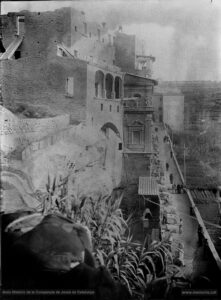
[115,77,122,99]
[95,70,104,98]
[105,73,113,99]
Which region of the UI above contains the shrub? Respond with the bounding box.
[37,175,180,299]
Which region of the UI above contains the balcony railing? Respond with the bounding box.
[123,97,154,112]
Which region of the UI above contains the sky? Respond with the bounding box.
[1,0,221,81]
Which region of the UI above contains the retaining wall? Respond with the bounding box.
[0,114,70,136]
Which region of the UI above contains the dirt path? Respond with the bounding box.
[157,125,198,277]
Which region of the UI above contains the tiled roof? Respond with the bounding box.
[138,176,159,195]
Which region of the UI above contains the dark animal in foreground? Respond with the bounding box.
[1,212,130,300]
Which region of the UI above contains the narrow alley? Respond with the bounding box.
[157,124,198,277]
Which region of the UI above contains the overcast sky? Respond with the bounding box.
[2,0,221,81]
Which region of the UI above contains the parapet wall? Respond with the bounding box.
[0,111,70,137]
[0,106,71,152]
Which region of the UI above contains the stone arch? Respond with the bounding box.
[95,70,104,98]
[115,76,122,99]
[101,122,121,138]
[105,73,114,99]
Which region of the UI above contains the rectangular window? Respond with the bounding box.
[101,103,103,111]
[132,130,141,144]
[75,26,77,32]
[118,143,122,150]
[117,106,119,112]
[110,105,112,112]
[66,77,74,97]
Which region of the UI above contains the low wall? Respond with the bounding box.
[0,107,70,153]
[0,112,70,137]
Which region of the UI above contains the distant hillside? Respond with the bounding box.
[172,131,221,188]
[160,82,221,188]
[160,81,221,130]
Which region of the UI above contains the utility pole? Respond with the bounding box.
[171,129,173,146]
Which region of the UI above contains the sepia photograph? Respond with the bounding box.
[0,0,221,299]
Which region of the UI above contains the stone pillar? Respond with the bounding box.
[102,77,105,98]
[145,114,152,152]
[112,78,115,99]
[104,74,107,99]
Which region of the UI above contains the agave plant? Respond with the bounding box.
[73,194,127,250]
[37,175,180,299]
[37,174,70,216]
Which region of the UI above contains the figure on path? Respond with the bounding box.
[179,218,183,234]
[169,173,173,184]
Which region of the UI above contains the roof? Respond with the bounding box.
[138,177,159,196]
[125,72,158,85]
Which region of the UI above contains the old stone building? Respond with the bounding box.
[0,7,157,210]
[123,74,156,183]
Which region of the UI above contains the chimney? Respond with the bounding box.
[16,15,25,36]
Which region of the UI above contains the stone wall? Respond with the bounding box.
[1,56,87,122]
[0,113,70,136]
[2,7,115,63]
[0,106,70,152]
[123,153,151,184]
[2,8,72,57]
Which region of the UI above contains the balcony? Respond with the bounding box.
[123,97,154,113]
